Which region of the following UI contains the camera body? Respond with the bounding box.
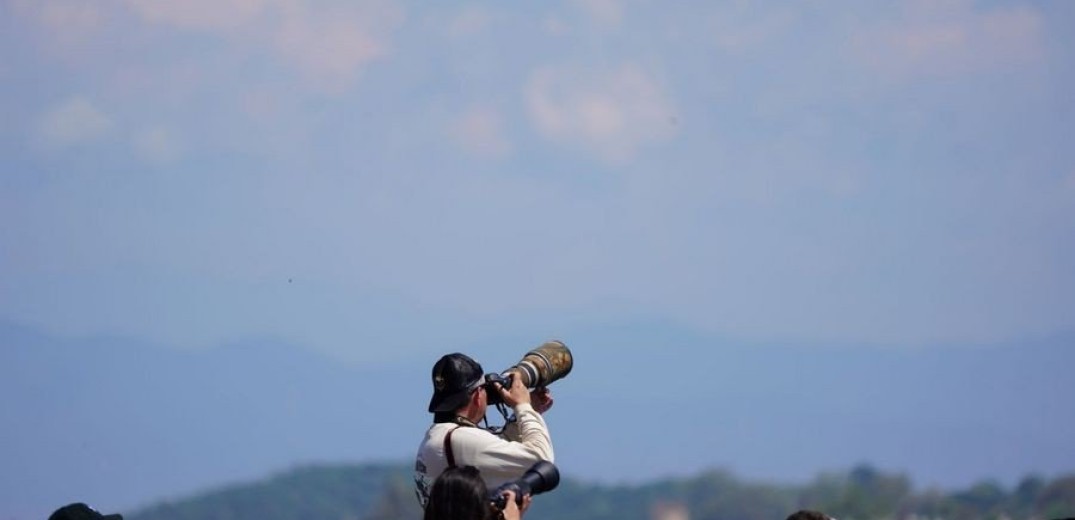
[483,372,514,405]
[489,461,560,511]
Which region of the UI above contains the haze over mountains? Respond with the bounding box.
[3,319,1073,519]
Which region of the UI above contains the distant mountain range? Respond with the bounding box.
[3,318,1074,519]
[0,319,428,519]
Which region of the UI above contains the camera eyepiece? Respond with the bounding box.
[483,372,514,405]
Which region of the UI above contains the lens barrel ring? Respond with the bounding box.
[525,349,553,387]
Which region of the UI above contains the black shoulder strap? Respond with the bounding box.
[444,425,463,468]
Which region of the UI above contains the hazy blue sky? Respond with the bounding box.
[2,0,1075,515]
[3,0,1074,361]
[4,0,1075,364]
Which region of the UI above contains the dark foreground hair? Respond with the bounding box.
[49,503,123,520]
[786,510,832,520]
[424,466,493,520]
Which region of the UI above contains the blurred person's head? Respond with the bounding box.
[423,465,494,520]
[48,503,122,520]
[786,510,832,520]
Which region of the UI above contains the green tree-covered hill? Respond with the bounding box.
[129,463,1075,520]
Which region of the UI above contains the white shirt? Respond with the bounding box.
[414,403,554,507]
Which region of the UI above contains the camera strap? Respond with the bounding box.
[444,425,464,468]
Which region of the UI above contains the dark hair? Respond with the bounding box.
[424,466,494,520]
[49,503,123,520]
[786,510,831,520]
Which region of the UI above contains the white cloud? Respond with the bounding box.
[41,1,104,38]
[122,0,269,30]
[119,0,403,94]
[450,107,512,158]
[525,63,677,163]
[447,7,493,39]
[711,6,797,52]
[574,0,622,27]
[542,16,568,36]
[10,0,106,47]
[36,97,115,147]
[1064,170,1075,195]
[274,2,400,93]
[133,126,183,164]
[852,1,1044,79]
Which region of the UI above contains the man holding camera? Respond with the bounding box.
[414,353,555,508]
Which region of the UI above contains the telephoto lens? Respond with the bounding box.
[486,341,573,405]
[513,340,573,389]
[489,461,560,510]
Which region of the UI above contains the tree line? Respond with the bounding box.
[129,462,1075,520]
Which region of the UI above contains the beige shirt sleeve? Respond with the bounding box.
[452,403,554,489]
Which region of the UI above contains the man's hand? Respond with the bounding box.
[530,387,554,414]
[495,371,531,408]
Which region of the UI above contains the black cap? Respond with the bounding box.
[49,503,123,520]
[428,353,483,413]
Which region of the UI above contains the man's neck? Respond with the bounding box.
[432,408,484,426]
[456,415,480,428]
[460,404,485,425]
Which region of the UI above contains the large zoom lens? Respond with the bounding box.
[511,340,573,389]
[485,341,573,405]
[489,460,560,510]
